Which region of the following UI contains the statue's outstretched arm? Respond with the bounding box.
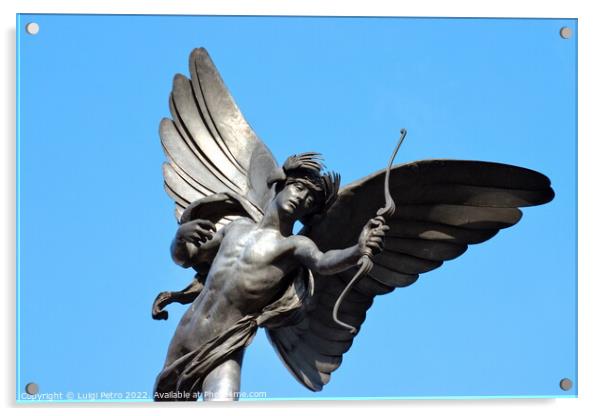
[171,219,225,268]
[293,236,360,275]
[292,217,388,275]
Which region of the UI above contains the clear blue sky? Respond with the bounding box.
[17,14,577,401]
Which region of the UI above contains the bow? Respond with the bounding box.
[332,129,407,334]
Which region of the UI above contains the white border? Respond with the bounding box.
[3,1,600,416]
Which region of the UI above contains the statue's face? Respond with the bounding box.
[276,180,319,219]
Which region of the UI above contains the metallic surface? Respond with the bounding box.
[332,129,406,333]
[152,47,555,400]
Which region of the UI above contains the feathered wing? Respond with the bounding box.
[160,47,278,224]
[266,159,554,391]
[154,48,278,320]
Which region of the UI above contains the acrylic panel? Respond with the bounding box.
[16,14,577,402]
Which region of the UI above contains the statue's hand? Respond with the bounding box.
[176,219,217,246]
[358,216,389,258]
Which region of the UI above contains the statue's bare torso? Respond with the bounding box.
[168,218,299,359]
[158,180,387,400]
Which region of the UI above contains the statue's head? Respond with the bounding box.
[267,153,340,225]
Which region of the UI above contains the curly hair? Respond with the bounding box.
[268,152,341,224]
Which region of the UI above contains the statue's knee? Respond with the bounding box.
[202,359,242,401]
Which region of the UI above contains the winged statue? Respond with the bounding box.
[151,48,555,401]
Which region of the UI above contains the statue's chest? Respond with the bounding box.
[244,232,284,265]
[226,228,284,266]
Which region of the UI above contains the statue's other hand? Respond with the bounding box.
[176,219,217,246]
[358,216,389,258]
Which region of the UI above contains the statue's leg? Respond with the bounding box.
[201,349,244,401]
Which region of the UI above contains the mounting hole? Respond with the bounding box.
[25,382,39,395]
[25,22,40,35]
[559,378,573,391]
[559,27,572,39]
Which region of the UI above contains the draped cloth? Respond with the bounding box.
[153,269,313,401]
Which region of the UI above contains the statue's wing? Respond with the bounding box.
[160,48,278,223]
[266,159,554,391]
